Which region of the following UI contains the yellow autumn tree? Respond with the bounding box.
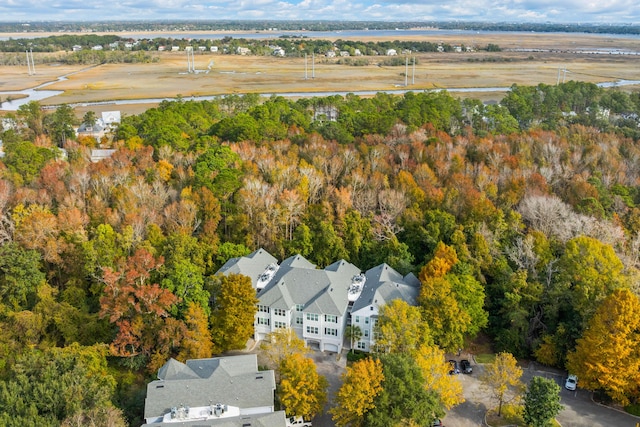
[566,288,640,405]
[261,327,309,371]
[414,345,464,409]
[330,358,385,427]
[279,353,328,419]
[208,273,258,353]
[177,302,213,361]
[480,352,523,416]
[374,299,432,354]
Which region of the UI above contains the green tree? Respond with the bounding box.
[523,376,563,427]
[193,145,243,200]
[46,104,76,146]
[279,353,328,419]
[2,140,56,185]
[344,325,362,353]
[0,343,123,426]
[82,110,98,127]
[161,259,209,317]
[0,242,46,310]
[366,353,443,427]
[16,100,45,137]
[330,357,384,427]
[566,288,640,405]
[480,352,524,416]
[208,273,258,353]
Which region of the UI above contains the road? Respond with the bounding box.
[445,359,640,427]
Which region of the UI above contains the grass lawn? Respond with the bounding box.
[475,353,496,364]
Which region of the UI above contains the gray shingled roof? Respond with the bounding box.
[157,358,200,380]
[216,248,278,288]
[350,263,420,313]
[144,355,276,421]
[258,256,358,316]
[141,410,287,427]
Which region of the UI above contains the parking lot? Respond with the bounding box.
[264,346,640,427]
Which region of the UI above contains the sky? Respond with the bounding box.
[0,0,639,24]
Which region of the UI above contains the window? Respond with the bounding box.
[257,317,270,326]
[325,314,338,323]
[324,328,338,336]
[295,316,303,325]
[295,304,304,312]
[365,317,369,324]
[357,341,366,350]
[355,316,360,323]
[258,305,269,313]
[273,308,286,317]
[306,313,319,322]
[274,321,287,329]
[364,329,369,338]
[306,326,318,335]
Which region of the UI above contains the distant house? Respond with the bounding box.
[354,49,362,56]
[272,47,286,57]
[72,45,82,52]
[236,47,251,55]
[89,149,117,163]
[313,105,339,122]
[210,46,219,52]
[158,46,166,52]
[101,110,121,127]
[198,46,207,52]
[217,249,420,354]
[77,122,105,140]
[142,354,286,427]
[91,45,103,51]
[171,46,180,52]
[325,50,336,58]
[386,49,397,56]
[340,51,350,57]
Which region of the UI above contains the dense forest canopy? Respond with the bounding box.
[1,81,640,425]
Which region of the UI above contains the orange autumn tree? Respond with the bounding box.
[99,248,180,369]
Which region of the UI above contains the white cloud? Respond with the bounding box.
[1,0,639,21]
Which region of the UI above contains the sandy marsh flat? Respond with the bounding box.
[1,32,639,115]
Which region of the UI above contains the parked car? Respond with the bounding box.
[565,374,578,391]
[448,360,460,375]
[287,416,312,427]
[432,419,445,426]
[460,359,472,374]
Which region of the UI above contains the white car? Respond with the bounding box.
[565,374,578,391]
[286,416,312,427]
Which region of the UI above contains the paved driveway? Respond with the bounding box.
[310,350,346,427]
[445,359,640,427]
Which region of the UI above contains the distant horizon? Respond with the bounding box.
[0,20,639,36]
[0,0,639,26]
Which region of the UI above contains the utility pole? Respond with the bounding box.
[26,48,35,75]
[412,56,415,85]
[405,56,408,86]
